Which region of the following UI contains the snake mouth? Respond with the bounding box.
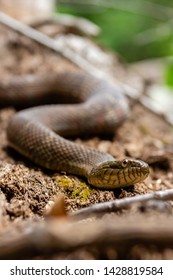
[88,159,150,188]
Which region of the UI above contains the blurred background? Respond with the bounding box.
[0,0,173,101]
[58,0,173,61]
[56,0,173,86]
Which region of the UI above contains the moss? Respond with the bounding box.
[162,136,171,145]
[57,176,74,191]
[71,184,94,202]
[56,175,94,202]
[139,124,149,135]
[80,188,93,202]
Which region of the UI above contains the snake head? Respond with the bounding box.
[88,159,149,188]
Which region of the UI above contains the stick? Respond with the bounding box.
[72,189,173,218]
[52,13,100,36]
[0,217,173,259]
[0,11,108,79]
[0,11,140,98]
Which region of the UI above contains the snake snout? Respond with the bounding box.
[88,159,149,188]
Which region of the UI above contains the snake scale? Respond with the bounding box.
[1,71,149,188]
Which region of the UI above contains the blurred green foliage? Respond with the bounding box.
[57,0,173,62]
[165,61,173,87]
[56,0,173,87]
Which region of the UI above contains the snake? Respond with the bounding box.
[1,71,149,188]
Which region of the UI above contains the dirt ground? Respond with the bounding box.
[0,23,173,260]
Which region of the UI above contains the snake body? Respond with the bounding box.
[1,71,149,188]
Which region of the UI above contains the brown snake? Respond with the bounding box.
[1,71,149,188]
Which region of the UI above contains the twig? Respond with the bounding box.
[72,189,173,218]
[0,11,107,80]
[0,11,140,99]
[52,13,100,36]
[1,217,173,259]
[31,14,100,36]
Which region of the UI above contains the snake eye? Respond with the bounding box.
[121,159,128,168]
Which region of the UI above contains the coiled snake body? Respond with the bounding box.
[1,71,149,188]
